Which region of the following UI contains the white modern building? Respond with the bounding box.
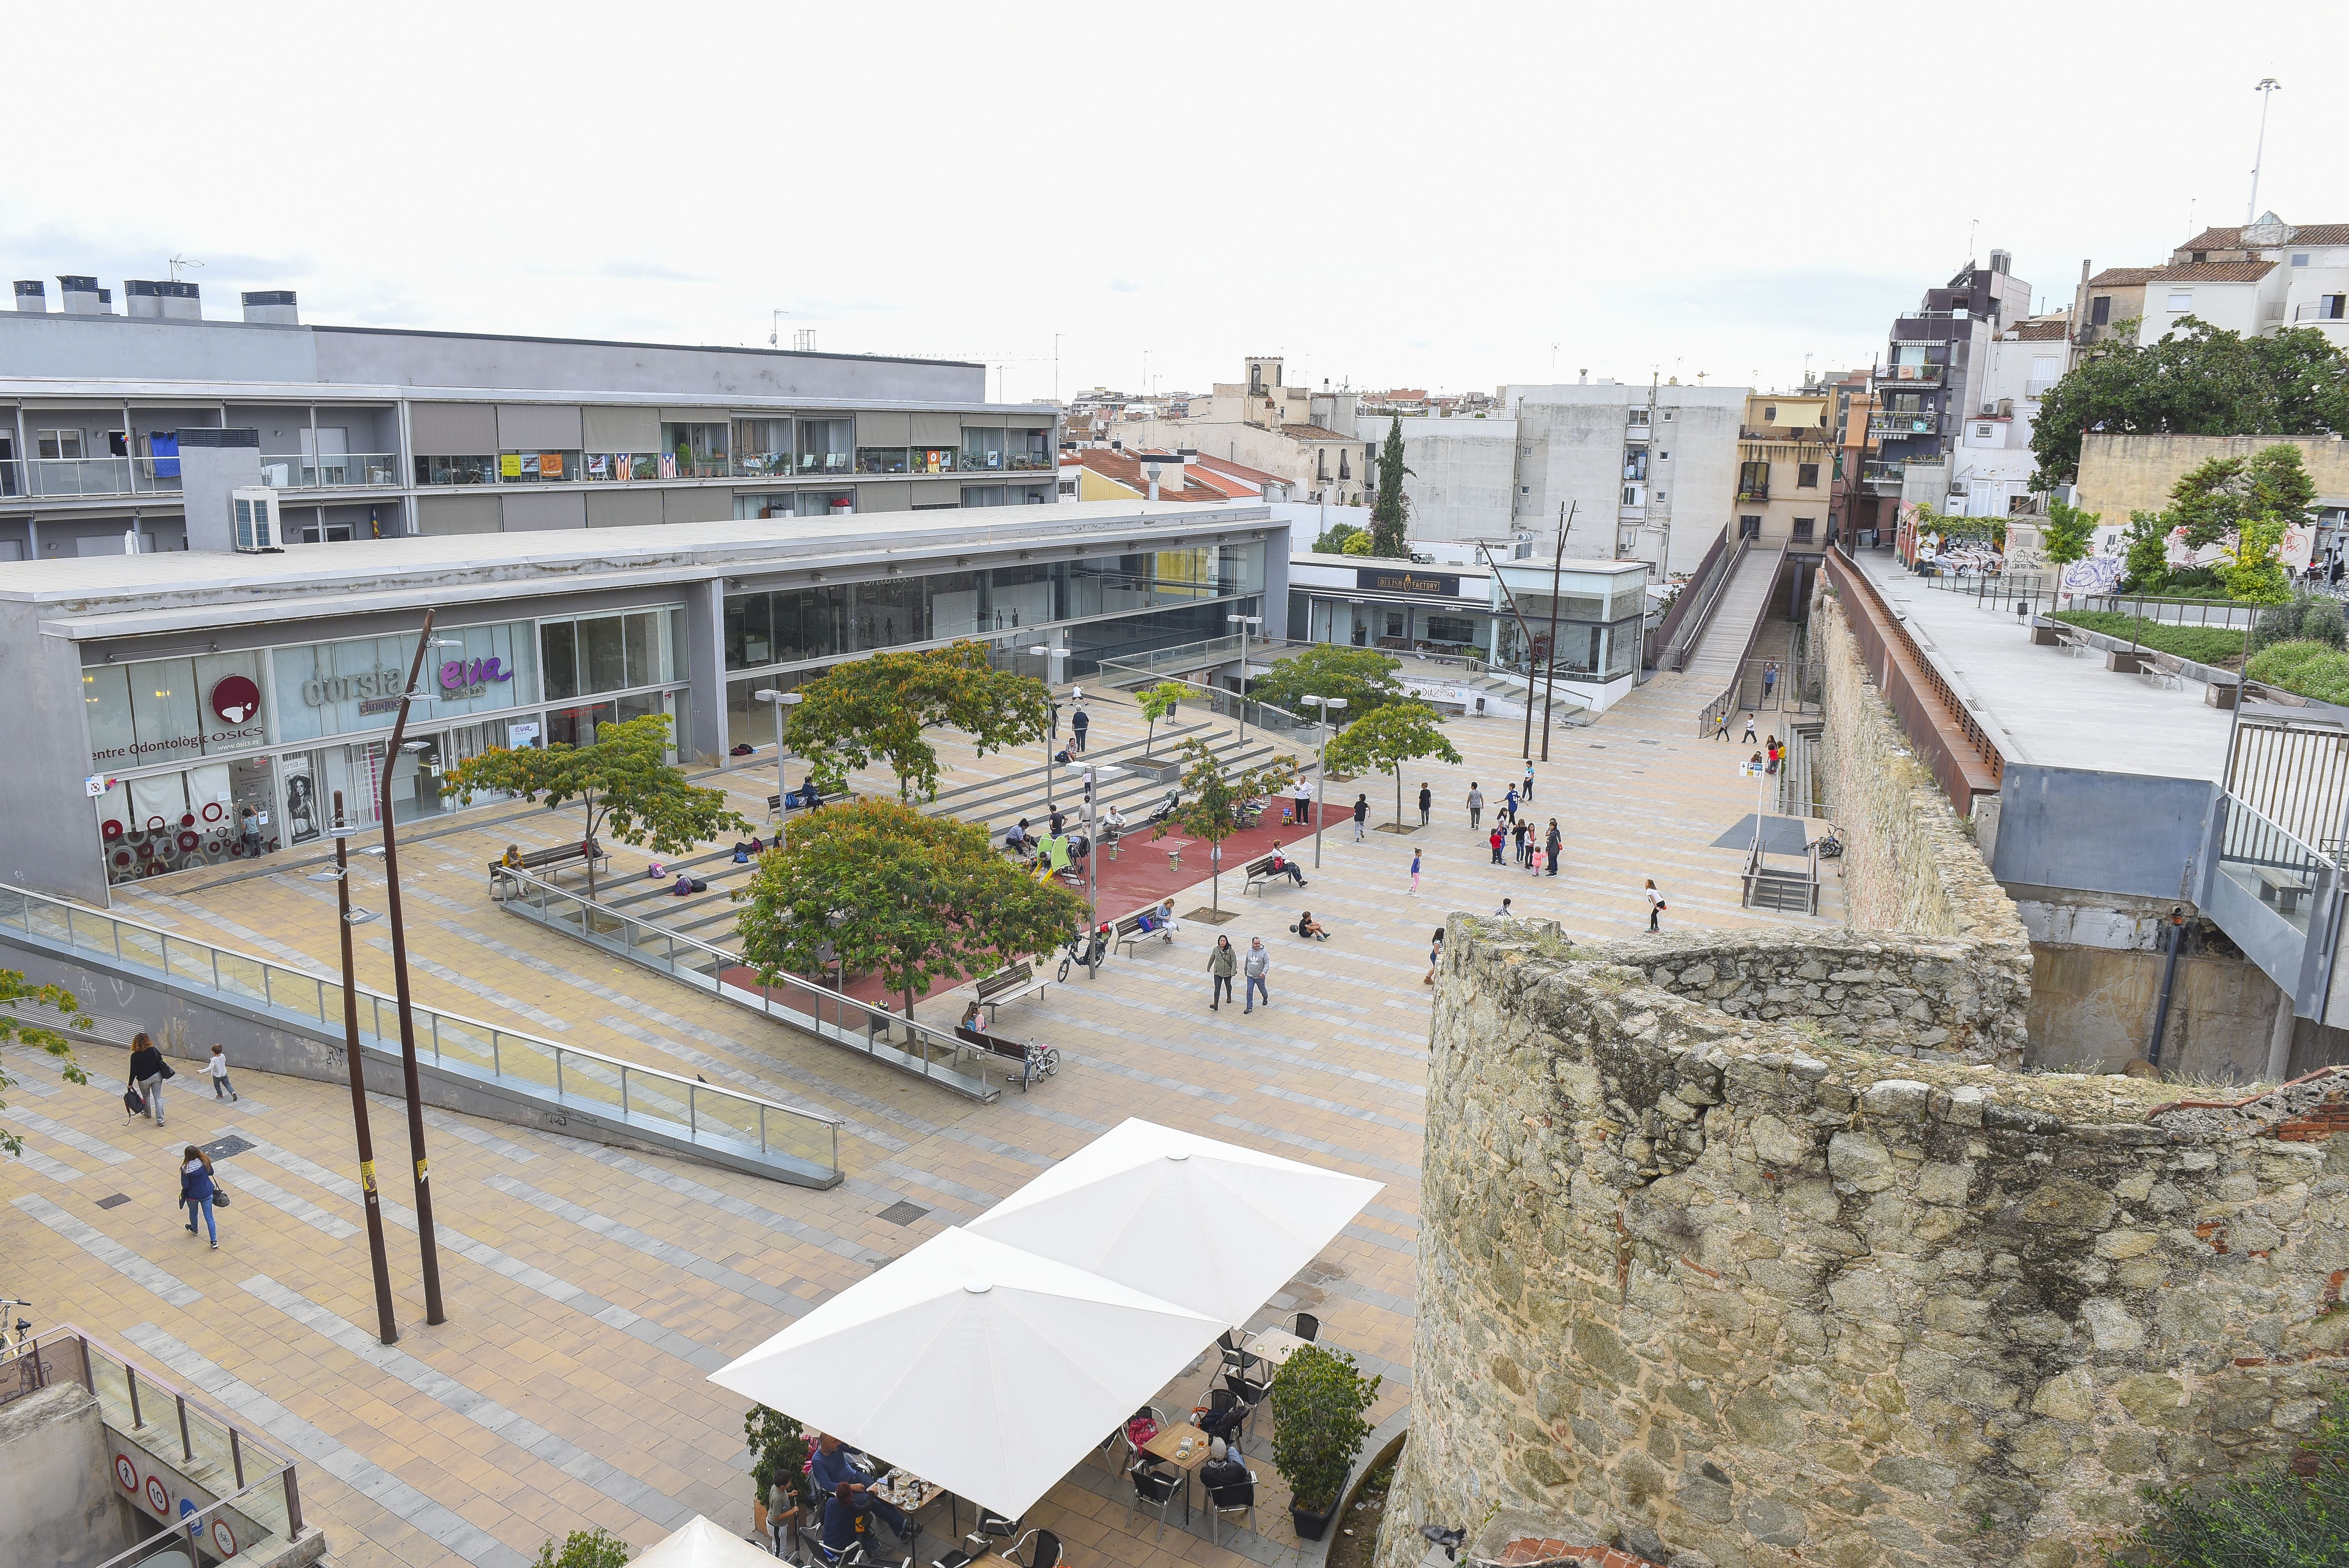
[1946,315,2070,517]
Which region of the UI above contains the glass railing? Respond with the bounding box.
[582,454,662,481]
[0,879,841,1179]
[1872,363,1946,385]
[491,866,1007,1103]
[1007,453,1053,471]
[1868,414,1939,436]
[5,456,185,497]
[798,454,854,475]
[2217,794,2335,937]
[258,453,401,488]
[5,1326,303,1561]
[733,451,795,478]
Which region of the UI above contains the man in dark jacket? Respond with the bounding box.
[128,1034,169,1126]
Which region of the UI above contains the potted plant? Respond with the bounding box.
[1269,1345,1381,1541]
[745,1403,810,1544]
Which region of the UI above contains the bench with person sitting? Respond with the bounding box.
[974,960,1049,1021]
[768,782,847,819]
[1242,843,1307,896]
[1112,900,1180,957]
[955,1001,1061,1090]
[487,839,606,895]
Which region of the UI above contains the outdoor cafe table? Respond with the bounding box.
[1245,1327,1313,1368]
[870,1465,959,1539]
[1141,1420,1215,1523]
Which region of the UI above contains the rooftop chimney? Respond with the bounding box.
[57,275,105,315]
[13,280,43,313]
[241,289,298,325]
[125,279,201,321]
[1989,248,2011,275]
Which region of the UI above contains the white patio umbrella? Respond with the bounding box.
[964,1117,1383,1329]
[633,1515,784,1568]
[708,1226,1221,1520]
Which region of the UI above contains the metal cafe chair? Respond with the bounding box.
[1205,1471,1259,1547]
[1130,1459,1184,1542]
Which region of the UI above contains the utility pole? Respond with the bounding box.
[323,793,398,1345]
[1480,541,1542,760]
[1539,504,1576,760]
[2248,79,2282,222]
[378,614,448,1326]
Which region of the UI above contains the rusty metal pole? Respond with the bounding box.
[330,793,399,1345]
[1538,504,1576,761]
[378,611,447,1326]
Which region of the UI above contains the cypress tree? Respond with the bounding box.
[1369,422,1413,558]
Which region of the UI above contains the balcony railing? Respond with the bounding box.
[1861,460,1913,492]
[1872,362,1946,385]
[733,451,794,478]
[1869,412,1939,437]
[258,453,400,488]
[2295,300,2347,323]
[1,456,184,498]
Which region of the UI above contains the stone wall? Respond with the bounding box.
[1376,917,2349,1568]
[1811,589,2025,954]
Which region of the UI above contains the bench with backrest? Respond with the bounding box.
[766,789,850,820]
[487,839,604,893]
[2141,650,2188,691]
[1111,910,1173,957]
[974,961,1048,1021]
[953,1021,1060,1091]
[1241,852,1304,896]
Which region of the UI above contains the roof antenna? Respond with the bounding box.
[168,255,204,283]
[770,308,788,346]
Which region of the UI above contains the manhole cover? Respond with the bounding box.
[876,1201,929,1227]
[96,1193,131,1210]
[203,1134,254,1161]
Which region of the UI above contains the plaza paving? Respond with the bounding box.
[0,656,1832,1568]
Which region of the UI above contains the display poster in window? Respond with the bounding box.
[508,720,541,749]
[539,453,563,478]
[282,756,320,845]
[500,453,524,479]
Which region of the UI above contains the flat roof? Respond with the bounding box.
[0,374,1057,418]
[1851,549,2233,784]
[11,500,1278,641]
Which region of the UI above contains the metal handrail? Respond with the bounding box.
[0,880,840,1176]
[1666,535,1751,672]
[8,1323,306,1556]
[1826,542,2006,786]
[491,864,1006,1102]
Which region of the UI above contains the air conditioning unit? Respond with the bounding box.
[231,485,283,552]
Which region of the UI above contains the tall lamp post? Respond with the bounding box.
[1299,695,1347,867]
[1227,614,1262,745]
[1028,645,1059,814]
[376,614,460,1328]
[311,793,398,1345]
[753,688,805,816]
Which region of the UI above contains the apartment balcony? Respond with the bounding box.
[1871,362,1946,386]
[1861,460,1911,495]
[1,456,182,498]
[1868,412,1939,439]
[1891,311,1969,344]
[1736,483,1769,502]
[259,452,400,488]
[2294,299,2347,323]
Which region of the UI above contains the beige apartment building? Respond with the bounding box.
[1731,390,1836,551]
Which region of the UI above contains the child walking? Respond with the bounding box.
[207,1043,239,1102]
[1645,878,1666,932]
[1408,848,1422,894]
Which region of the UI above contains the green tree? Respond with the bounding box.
[2031,318,2349,485]
[745,1403,811,1512]
[2126,1383,2349,1565]
[1268,1345,1382,1516]
[1367,422,1413,558]
[1154,737,1299,917]
[2119,509,2172,595]
[786,641,1051,802]
[1246,645,1410,724]
[1339,530,1377,557]
[440,713,746,900]
[1,973,91,1158]
[529,1528,631,1568]
[1312,520,1364,554]
[2040,499,2098,581]
[1322,701,1463,827]
[736,798,1085,1021]
[1137,681,1186,757]
[2221,513,2293,605]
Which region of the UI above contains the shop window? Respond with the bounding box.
[1425,615,1477,646]
[541,622,579,701]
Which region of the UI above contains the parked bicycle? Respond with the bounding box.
[1057,921,1110,982]
[0,1297,33,1361]
[1807,825,1845,860]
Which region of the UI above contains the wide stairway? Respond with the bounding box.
[1680,547,1780,697]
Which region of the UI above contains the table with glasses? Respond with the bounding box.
[1141,1419,1215,1522]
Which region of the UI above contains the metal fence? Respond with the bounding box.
[1825,543,2005,813]
[2216,792,2337,938]
[492,864,1008,1102]
[0,880,840,1178]
[4,1325,305,1565]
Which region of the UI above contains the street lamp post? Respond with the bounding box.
[376,614,457,1327]
[1299,695,1347,867]
[1028,645,1058,814]
[312,794,397,1345]
[1227,614,1263,745]
[754,688,805,817]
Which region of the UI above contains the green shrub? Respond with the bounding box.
[530,1528,631,1568]
[2304,598,2347,650]
[2048,611,2250,667]
[2125,1385,2349,1565]
[2247,640,2349,706]
[1269,1345,1382,1513]
[745,1403,809,1508]
[2250,592,2343,651]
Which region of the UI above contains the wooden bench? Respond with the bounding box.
[1112,910,1175,957]
[1241,853,1302,896]
[766,789,849,820]
[955,1024,1061,1092]
[2140,651,2187,692]
[974,962,1048,1021]
[487,839,605,894]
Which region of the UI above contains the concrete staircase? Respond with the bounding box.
[1681,547,1782,695]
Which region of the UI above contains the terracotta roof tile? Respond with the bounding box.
[1280,423,1353,441]
[2011,320,2070,340]
[2152,260,2277,283]
[1059,448,1226,503]
[2085,267,2158,289]
[1192,453,1285,485]
[2180,222,2349,252]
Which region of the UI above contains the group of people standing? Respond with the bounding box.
[1470,766,1562,878]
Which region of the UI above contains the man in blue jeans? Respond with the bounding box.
[810,1434,916,1554]
[1243,937,1271,1013]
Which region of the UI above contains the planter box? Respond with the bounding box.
[2105,649,2149,674]
[1128,758,1183,785]
[2207,680,2239,709]
[1291,1504,1336,1541]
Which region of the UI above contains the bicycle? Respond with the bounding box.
[1807,825,1845,860]
[0,1298,33,1361]
[1057,922,1109,982]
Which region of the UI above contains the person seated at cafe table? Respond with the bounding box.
[811,1434,916,1551]
[1199,1437,1251,1491]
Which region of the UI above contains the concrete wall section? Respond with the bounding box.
[1379,915,2349,1568]
[311,329,986,403]
[499,490,587,533]
[1,597,111,903]
[1991,764,2213,904]
[2076,433,2349,522]
[2025,942,2288,1080]
[0,313,319,382]
[0,1383,133,1568]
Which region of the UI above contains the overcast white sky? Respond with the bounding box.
[4,2,2339,404]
